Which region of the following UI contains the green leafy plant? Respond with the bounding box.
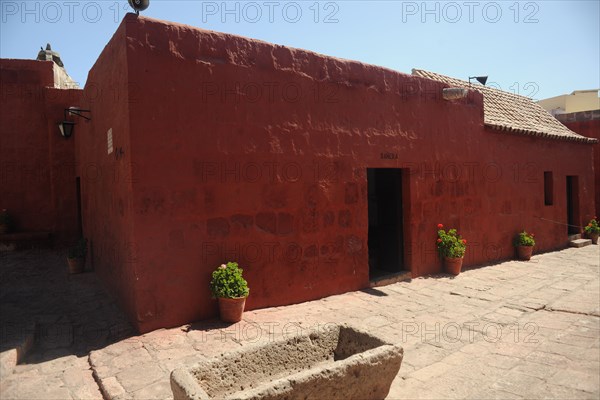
[210,261,250,299]
[584,217,600,235]
[68,238,88,259]
[514,231,535,247]
[436,224,467,259]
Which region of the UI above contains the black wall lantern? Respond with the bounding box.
[58,108,91,139]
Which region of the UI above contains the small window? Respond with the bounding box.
[544,172,553,206]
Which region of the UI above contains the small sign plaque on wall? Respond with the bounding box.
[380,152,398,160]
[107,128,113,155]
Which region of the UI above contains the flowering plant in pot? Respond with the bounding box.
[67,238,88,273]
[210,261,250,323]
[583,217,599,244]
[436,224,467,275]
[513,231,535,261]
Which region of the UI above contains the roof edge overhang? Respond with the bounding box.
[487,124,598,144]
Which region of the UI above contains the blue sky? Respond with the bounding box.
[1,0,599,100]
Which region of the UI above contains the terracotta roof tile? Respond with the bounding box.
[412,69,597,144]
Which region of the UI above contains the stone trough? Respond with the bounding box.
[170,324,403,400]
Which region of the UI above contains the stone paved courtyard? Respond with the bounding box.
[0,245,599,399]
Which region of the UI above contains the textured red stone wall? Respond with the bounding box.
[75,20,140,325]
[0,59,80,244]
[562,120,600,218]
[80,15,597,333]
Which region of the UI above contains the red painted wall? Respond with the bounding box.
[562,119,600,218]
[0,59,81,244]
[76,20,139,325]
[79,15,596,333]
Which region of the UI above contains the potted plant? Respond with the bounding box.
[210,261,250,323]
[0,209,14,234]
[67,238,88,274]
[584,217,599,244]
[514,231,535,261]
[436,224,467,275]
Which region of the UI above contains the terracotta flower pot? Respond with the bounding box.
[516,246,533,261]
[589,233,599,245]
[67,257,85,274]
[218,296,247,323]
[443,257,463,275]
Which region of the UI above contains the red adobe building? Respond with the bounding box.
[555,110,600,218]
[1,14,597,333]
[0,59,81,244]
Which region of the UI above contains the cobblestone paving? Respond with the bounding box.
[1,245,598,399]
[0,249,134,399]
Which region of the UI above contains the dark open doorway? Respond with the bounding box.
[566,176,580,235]
[367,168,406,280]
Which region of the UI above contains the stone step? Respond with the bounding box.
[568,233,582,241]
[0,322,36,380]
[369,271,412,288]
[0,231,53,251]
[569,238,592,248]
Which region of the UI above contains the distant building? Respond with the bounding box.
[538,89,600,116]
[539,89,600,219]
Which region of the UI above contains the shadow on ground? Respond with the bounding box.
[0,249,135,364]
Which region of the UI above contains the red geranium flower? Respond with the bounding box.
[462,239,467,244]
[437,238,442,243]
[437,224,443,229]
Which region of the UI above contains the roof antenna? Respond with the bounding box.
[128,0,149,15]
[468,76,488,86]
